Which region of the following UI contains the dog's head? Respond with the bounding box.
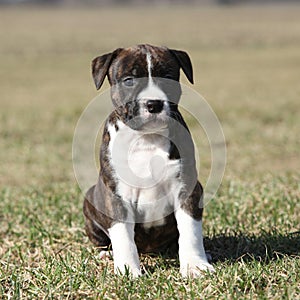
[92,44,193,130]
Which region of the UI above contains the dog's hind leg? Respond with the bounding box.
[85,216,113,260]
[84,215,111,248]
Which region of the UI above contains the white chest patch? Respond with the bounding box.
[108,120,183,226]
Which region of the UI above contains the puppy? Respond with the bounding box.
[83,44,214,277]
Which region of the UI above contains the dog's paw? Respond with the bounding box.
[180,259,215,278]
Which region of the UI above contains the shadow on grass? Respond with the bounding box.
[142,230,300,272]
[204,230,300,263]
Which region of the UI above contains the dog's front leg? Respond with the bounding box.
[108,222,141,277]
[175,208,215,277]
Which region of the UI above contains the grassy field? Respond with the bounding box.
[0,4,300,299]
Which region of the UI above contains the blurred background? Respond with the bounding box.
[1,0,300,5]
[0,0,299,187]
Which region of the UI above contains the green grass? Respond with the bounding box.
[0,4,300,299]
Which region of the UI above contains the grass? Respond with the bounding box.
[0,4,300,299]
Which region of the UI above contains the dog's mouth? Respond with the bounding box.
[140,115,169,131]
[126,113,169,131]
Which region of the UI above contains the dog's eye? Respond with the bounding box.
[123,77,134,87]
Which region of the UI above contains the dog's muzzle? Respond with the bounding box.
[146,100,164,114]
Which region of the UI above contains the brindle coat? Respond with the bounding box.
[83,44,203,253]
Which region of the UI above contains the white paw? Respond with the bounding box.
[180,259,215,278]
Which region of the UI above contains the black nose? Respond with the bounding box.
[146,100,164,114]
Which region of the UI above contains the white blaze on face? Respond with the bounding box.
[137,52,168,102]
[146,52,153,84]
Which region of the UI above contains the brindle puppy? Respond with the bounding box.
[83,44,214,277]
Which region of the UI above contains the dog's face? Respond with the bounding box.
[91,44,193,130]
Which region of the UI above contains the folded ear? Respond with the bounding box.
[169,49,194,84]
[91,48,122,90]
